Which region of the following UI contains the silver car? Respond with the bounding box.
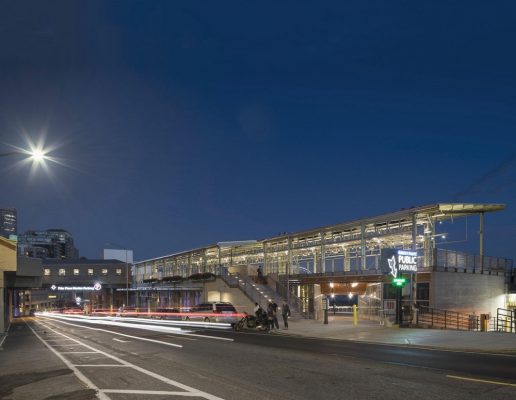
[184,302,239,324]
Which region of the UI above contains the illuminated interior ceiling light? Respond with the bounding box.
[348,293,353,299]
[329,282,334,288]
[351,282,358,288]
[331,294,335,298]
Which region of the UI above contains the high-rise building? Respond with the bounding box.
[17,229,79,260]
[0,207,17,239]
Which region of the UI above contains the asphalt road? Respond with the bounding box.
[3,316,516,400]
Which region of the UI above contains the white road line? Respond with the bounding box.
[166,335,197,341]
[447,375,516,387]
[33,320,226,400]
[74,365,129,367]
[61,351,99,354]
[112,338,130,343]
[39,317,183,348]
[25,321,111,400]
[50,344,88,347]
[102,389,200,396]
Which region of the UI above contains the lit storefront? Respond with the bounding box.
[33,259,130,312]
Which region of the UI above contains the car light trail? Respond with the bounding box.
[37,312,235,341]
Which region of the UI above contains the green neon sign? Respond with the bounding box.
[392,277,407,287]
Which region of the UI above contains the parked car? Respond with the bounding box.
[184,302,239,324]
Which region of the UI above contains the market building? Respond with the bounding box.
[133,203,515,324]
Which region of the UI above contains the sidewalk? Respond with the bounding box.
[0,318,97,399]
[271,315,516,353]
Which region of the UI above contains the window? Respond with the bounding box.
[58,268,66,276]
[73,269,79,276]
[102,268,108,275]
[116,268,122,275]
[88,269,94,276]
[44,269,51,276]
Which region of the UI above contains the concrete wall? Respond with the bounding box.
[204,278,255,314]
[431,271,506,317]
[0,237,17,333]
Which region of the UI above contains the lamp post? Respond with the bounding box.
[1,144,53,333]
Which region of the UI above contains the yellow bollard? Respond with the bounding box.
[353,304,358,326]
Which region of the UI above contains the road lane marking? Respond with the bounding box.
[113,338,130,343]
[39,317,183,348]
[102,389,206,396]
[25,321,111,400]
[166,335,197,341]
[74,365,130,367]
[32,320,226,400]
[61,351,99,354]
[447,375,516,387]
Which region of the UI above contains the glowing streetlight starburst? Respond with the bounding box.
[29,148,47,163]
[1,136,63,181]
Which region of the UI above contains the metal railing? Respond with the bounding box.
[416,306,479,331]
[435,249,513,273]
[495,308,516,333]
[219,271,276,307]
[270,274,308,318]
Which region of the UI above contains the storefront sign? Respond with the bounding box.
[50,283,102,291]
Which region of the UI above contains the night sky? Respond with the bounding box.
[1,1,515,262]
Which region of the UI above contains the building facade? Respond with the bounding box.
[18,229,79,259]
[0,207,17,239]
[133,203,515,321]
[30,259,130,313]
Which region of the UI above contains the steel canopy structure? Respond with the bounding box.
[134,203,507,284]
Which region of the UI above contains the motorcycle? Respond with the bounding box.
[234,311,269,332]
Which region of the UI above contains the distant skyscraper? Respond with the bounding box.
[0,207,17,239]
[17,229,79,259]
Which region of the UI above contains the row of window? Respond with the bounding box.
[43,268,123,276]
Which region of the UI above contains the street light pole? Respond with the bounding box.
[126,248,129,307]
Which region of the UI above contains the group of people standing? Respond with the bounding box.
[254,300,291,330]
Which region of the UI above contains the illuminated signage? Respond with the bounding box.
[382,249,418,278]
[391,277,408,287]
[50,284,102,291]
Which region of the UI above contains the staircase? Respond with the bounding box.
[219,272,304,320]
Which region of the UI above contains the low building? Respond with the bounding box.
[30,259,130,313]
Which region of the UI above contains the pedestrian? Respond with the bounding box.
[271,301,279,329]
[266,302,276,331]
[254,302,262,321]
[281,301,291,329]
[257,265,263,280]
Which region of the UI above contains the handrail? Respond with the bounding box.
[416,306,479,331]
[496,308,515,333]
[269,273,306,318]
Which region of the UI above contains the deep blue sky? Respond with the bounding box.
[1,1,515,262]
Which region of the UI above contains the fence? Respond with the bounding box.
[494,308,516,333]
[416,306,479,330]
